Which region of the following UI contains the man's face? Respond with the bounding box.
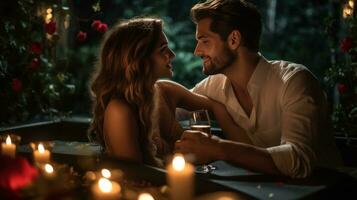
[194,18,236,75]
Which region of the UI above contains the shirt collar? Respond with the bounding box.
[247,53,270,90]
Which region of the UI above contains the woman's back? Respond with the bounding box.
[103,84,183,165]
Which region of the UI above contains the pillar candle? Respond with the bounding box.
[167,154,194,200]
[33,143,50,164]
[1,135,16,158]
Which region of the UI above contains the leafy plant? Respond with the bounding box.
[324,0,357,136]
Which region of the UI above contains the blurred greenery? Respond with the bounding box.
[67,0,334,115]
[0,0,345,125]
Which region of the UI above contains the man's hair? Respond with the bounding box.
[191,0,262,52]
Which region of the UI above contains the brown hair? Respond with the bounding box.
[88,17,163,166]
[191,0,262,52]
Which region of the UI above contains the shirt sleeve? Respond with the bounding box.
[191,77,209,95]
[267,70,324,178]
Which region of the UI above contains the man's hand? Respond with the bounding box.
[174,130,223,164]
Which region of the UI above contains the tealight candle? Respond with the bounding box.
[167,154,194,200]
[138,193,155,200]
[43,163,56,178]
[92,178,121,200]
[33,143,50,164]
[1,135,16,158]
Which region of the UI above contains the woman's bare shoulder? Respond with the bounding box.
[105,99,135,122]
[156,80,187,96]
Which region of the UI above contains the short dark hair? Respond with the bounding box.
[191,0,262,52]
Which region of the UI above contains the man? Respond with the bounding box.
[175,0,343,178]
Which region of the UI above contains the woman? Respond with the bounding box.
[89,17,247,167]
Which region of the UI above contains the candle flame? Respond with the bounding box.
[46,8,52,14]
[343,6,353,18]
[38,143,45,153]
[45,164,54,174]
[349,0,354,8]
[138,193,155,200]
[101,168,111,178]
[5,135,12,145]
[98,178,112,193]
[172,154,185,171]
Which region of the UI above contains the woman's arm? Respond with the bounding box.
[103,99,143,162]
[157,80,252,144]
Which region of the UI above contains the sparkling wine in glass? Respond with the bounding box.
[189,109,216,173]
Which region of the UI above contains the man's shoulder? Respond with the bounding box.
[192,74,227,93]
[268,60,311,83]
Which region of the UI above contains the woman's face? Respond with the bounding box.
[151,31,175,80]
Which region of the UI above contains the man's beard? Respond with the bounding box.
[203,45,236,75]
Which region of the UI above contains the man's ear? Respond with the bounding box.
[227,30,241,50]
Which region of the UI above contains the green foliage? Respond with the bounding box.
[3,0,352,128]
[324,0,357,136]
[0,0,76,125]
[260,1,331,78]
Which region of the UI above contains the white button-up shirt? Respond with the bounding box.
[192,55,343,178]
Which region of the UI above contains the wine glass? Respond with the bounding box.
[189,109,217,173]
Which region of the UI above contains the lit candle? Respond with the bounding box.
[138,193,155,200]
[92,178,121,200]
[343,1,355,18]
[43,163,56,178]
[1,135,16,158]
[167,154,194,200]
[349,0,354,8]
[101,168,111,178]
[33,143,50,164]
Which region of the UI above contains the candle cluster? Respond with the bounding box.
[1,134,199,200]
[91,168,122,200]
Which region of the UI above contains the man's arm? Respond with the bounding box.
[175,130,281,176]
[159,80,252,144]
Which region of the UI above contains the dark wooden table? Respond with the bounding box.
[10,141,357,200]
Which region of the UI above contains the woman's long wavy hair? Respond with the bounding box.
[88,17,163,166]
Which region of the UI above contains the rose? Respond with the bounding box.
[76,31,87,42]
[0,155,39,191]
[45,20,56,35]
[91,20,108,33]
[29,42,42,55]
[340,36,354,53]
[338,83,347,94]
[11,79,23,93]
[91,20,102,30]
[97,23,108,33]
[29,57,41,70]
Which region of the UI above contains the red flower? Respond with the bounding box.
[340,36,354,53]
[0,155,39,191]
[338,83,347,94]
[91,20,102,30]
[45,20,57,35]
[29,57,41,70]
[11,79,22,93]
[29,42,42,55]
[97,23,108,33]
[76,31,87,42]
